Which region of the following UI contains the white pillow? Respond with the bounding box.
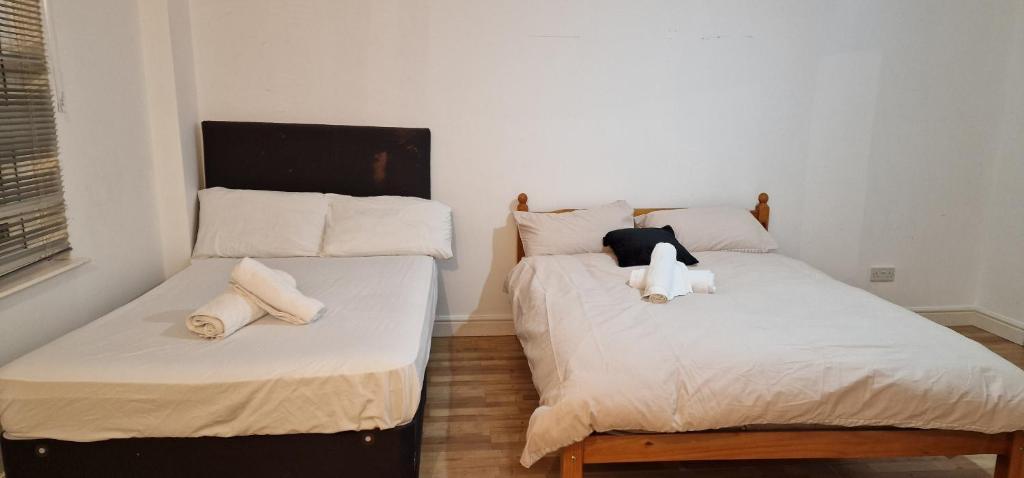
[321,195,453,259]
[513,200,634,257]
[636,206,778,253]
[193,187,328,258]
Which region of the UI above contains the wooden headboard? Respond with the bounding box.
[201,121,431,198]
[513,193,770,262]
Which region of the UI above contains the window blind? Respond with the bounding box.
[0,0,69,277]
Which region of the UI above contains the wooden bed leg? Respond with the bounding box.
[561,441,584,478]
[995,431,1024,478]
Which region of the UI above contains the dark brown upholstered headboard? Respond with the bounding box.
[201,121,431,198]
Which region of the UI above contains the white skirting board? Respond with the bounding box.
[433,308,1024,344]
[913,306,1024,345]
[433,314,514,337]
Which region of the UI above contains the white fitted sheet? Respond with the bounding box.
[506,252,1024,466]
[0,256,437,441]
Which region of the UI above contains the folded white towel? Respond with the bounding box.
[688,269,716,294]
[230,257,325,325]
[642,243,691,303]
[187,270,298,339]
[628,266,692,303]
[627,255,716,302]
[629,267,716,294]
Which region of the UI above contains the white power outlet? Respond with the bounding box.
[870,267,895,282]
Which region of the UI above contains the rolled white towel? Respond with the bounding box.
[628,269,644,289]
[643,243,691,303]
[187,289,265,339]
[688,269,716,294]
[230,257,325,325]
[628,265,716,298]
[187,270,298,339]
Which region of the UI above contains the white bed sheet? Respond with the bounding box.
[506,252,1024,466]
[0,256,437,441]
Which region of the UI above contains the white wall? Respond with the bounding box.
[138,0,202,275]
[0,0,166,364]
[188,0,1020,325]
[8,1,1007,348]
[976,0,1024,327]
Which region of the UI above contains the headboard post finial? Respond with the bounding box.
[754,192,770,230]
[515,193,529,262]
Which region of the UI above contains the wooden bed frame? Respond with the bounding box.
[512,192,1024,478]
[514,192,770,262]
[0,121,433,478]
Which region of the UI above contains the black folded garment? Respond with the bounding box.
[602,225,698,267]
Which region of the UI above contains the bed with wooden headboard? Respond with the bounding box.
[0,121,432,478]
[507,192,1024,478]
[513,192,770,262]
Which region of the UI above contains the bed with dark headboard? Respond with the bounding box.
[0,121,432,478]
[201,120,431,198]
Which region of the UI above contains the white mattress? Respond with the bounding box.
[0,256,437,441]
[506,252,1024,466]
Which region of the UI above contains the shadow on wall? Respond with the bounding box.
[435,221,456,318]
[472,200,520,321]
[435,199,518,323]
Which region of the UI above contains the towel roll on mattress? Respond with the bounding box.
[688,270,716,294]
[187,269,297,339]
[643,242,690,303]
[231,257,326,324]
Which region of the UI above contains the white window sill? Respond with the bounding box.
[0,252,90,300]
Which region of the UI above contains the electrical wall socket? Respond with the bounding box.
[870,267,895,282]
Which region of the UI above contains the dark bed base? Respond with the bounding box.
[0,380,427,478]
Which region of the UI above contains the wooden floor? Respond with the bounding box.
[420,326,1024,477]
